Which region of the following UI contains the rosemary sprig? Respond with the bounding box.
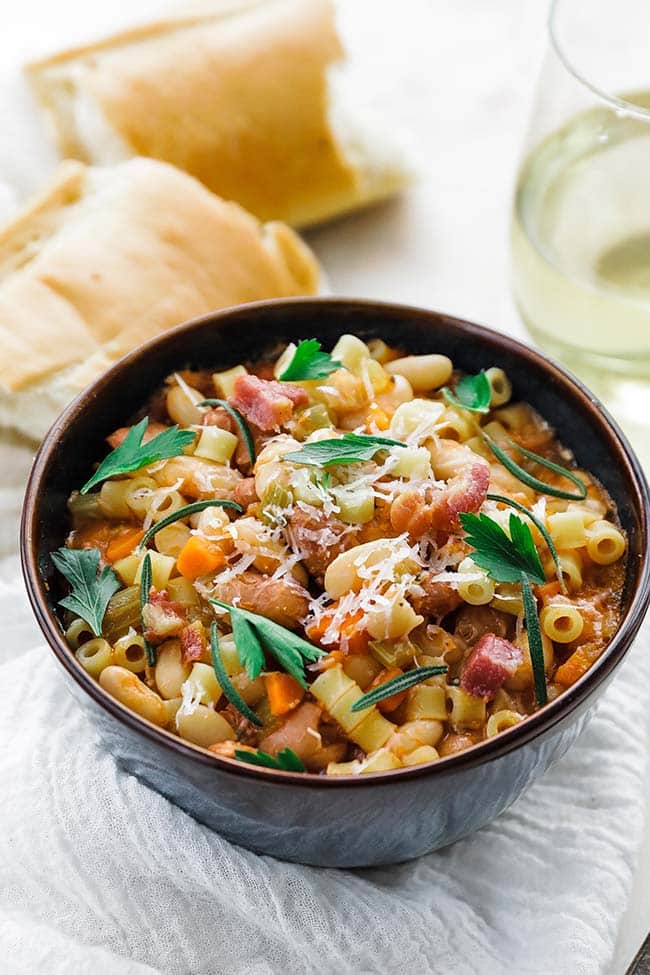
[483,435,587,501]
[210,623,262,727]
[139,551,156,666]
[350,665,448,712]
[137,499,242,552]
[196,398,256,465]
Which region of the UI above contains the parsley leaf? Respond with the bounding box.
[442,370,491,413]
[282,433,405,468]
[350,665,448,712]
[459,511,546,585]
[234,747,306,772]
[487,493,566,593]
[51,547,120,637]
[210,599,325,688]
[210,623,262,727]
[278,339,342,381]
[459,510,548,706]
[81,417,196,494]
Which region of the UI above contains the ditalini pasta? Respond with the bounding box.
[52,335,627,775]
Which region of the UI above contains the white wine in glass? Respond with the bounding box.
[511,0,650,463]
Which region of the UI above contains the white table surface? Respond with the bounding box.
[0,1,647,971]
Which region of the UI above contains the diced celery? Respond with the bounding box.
[369,638,416,669]
[102,586,141,644]
[291,403,332,441]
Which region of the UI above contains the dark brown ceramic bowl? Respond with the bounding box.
[21,298,650,867]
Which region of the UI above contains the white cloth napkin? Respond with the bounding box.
[1,435,649,975]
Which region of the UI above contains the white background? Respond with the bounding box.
[0,1,647,972]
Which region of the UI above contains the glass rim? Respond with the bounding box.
[549,0,650,123]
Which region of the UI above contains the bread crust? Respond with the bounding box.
[26,0,376,227]
[0,156,320,398]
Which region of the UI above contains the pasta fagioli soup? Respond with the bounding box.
[53,334,626,775]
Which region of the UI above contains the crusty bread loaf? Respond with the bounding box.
[26,0,410,227]
[0,156,320,440]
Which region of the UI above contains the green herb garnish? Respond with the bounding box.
[137,499,242,552]
[350,665,448,712]
[196,399,256,465]
[520,575,547,708]
[283,433,405,468]
[234,747,306,772]
[459,511,546,585]
[486,493,566,594]
[81,417,196,494]
[139,551,156,666]
[278,339,342,382]
[210,623,262,727]
[442,370,491,414]
[459,511,548,705]
[483,436,587,501]
[51,547,120,637]
[209,600,325,688]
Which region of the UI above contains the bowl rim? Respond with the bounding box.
[20,296,650,788]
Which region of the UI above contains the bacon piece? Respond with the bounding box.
[260,702,322,761]
[179,621,206,664]
[429,460,490,531]
[229,374,308,431]
[410,575,463,620]
[142,590,186,643]
[390,459,490,537]
[286,504,359,579]
[460,633,523,700]
[211,570,310,629]
[106,421,168,449]
[233,477,259,509]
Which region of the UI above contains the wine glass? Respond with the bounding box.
[511,0,650,464]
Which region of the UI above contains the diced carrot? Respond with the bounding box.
[264,672,305,716]
[365,404,391,432]
[554,645,600,686]
[176,535,226,580]
[369,667,407,714]
[305,605,369,654]
[106,527,145,563]
[339,610,370,654]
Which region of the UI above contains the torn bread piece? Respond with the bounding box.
[0,156,320,440]
[26,0,411,228]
